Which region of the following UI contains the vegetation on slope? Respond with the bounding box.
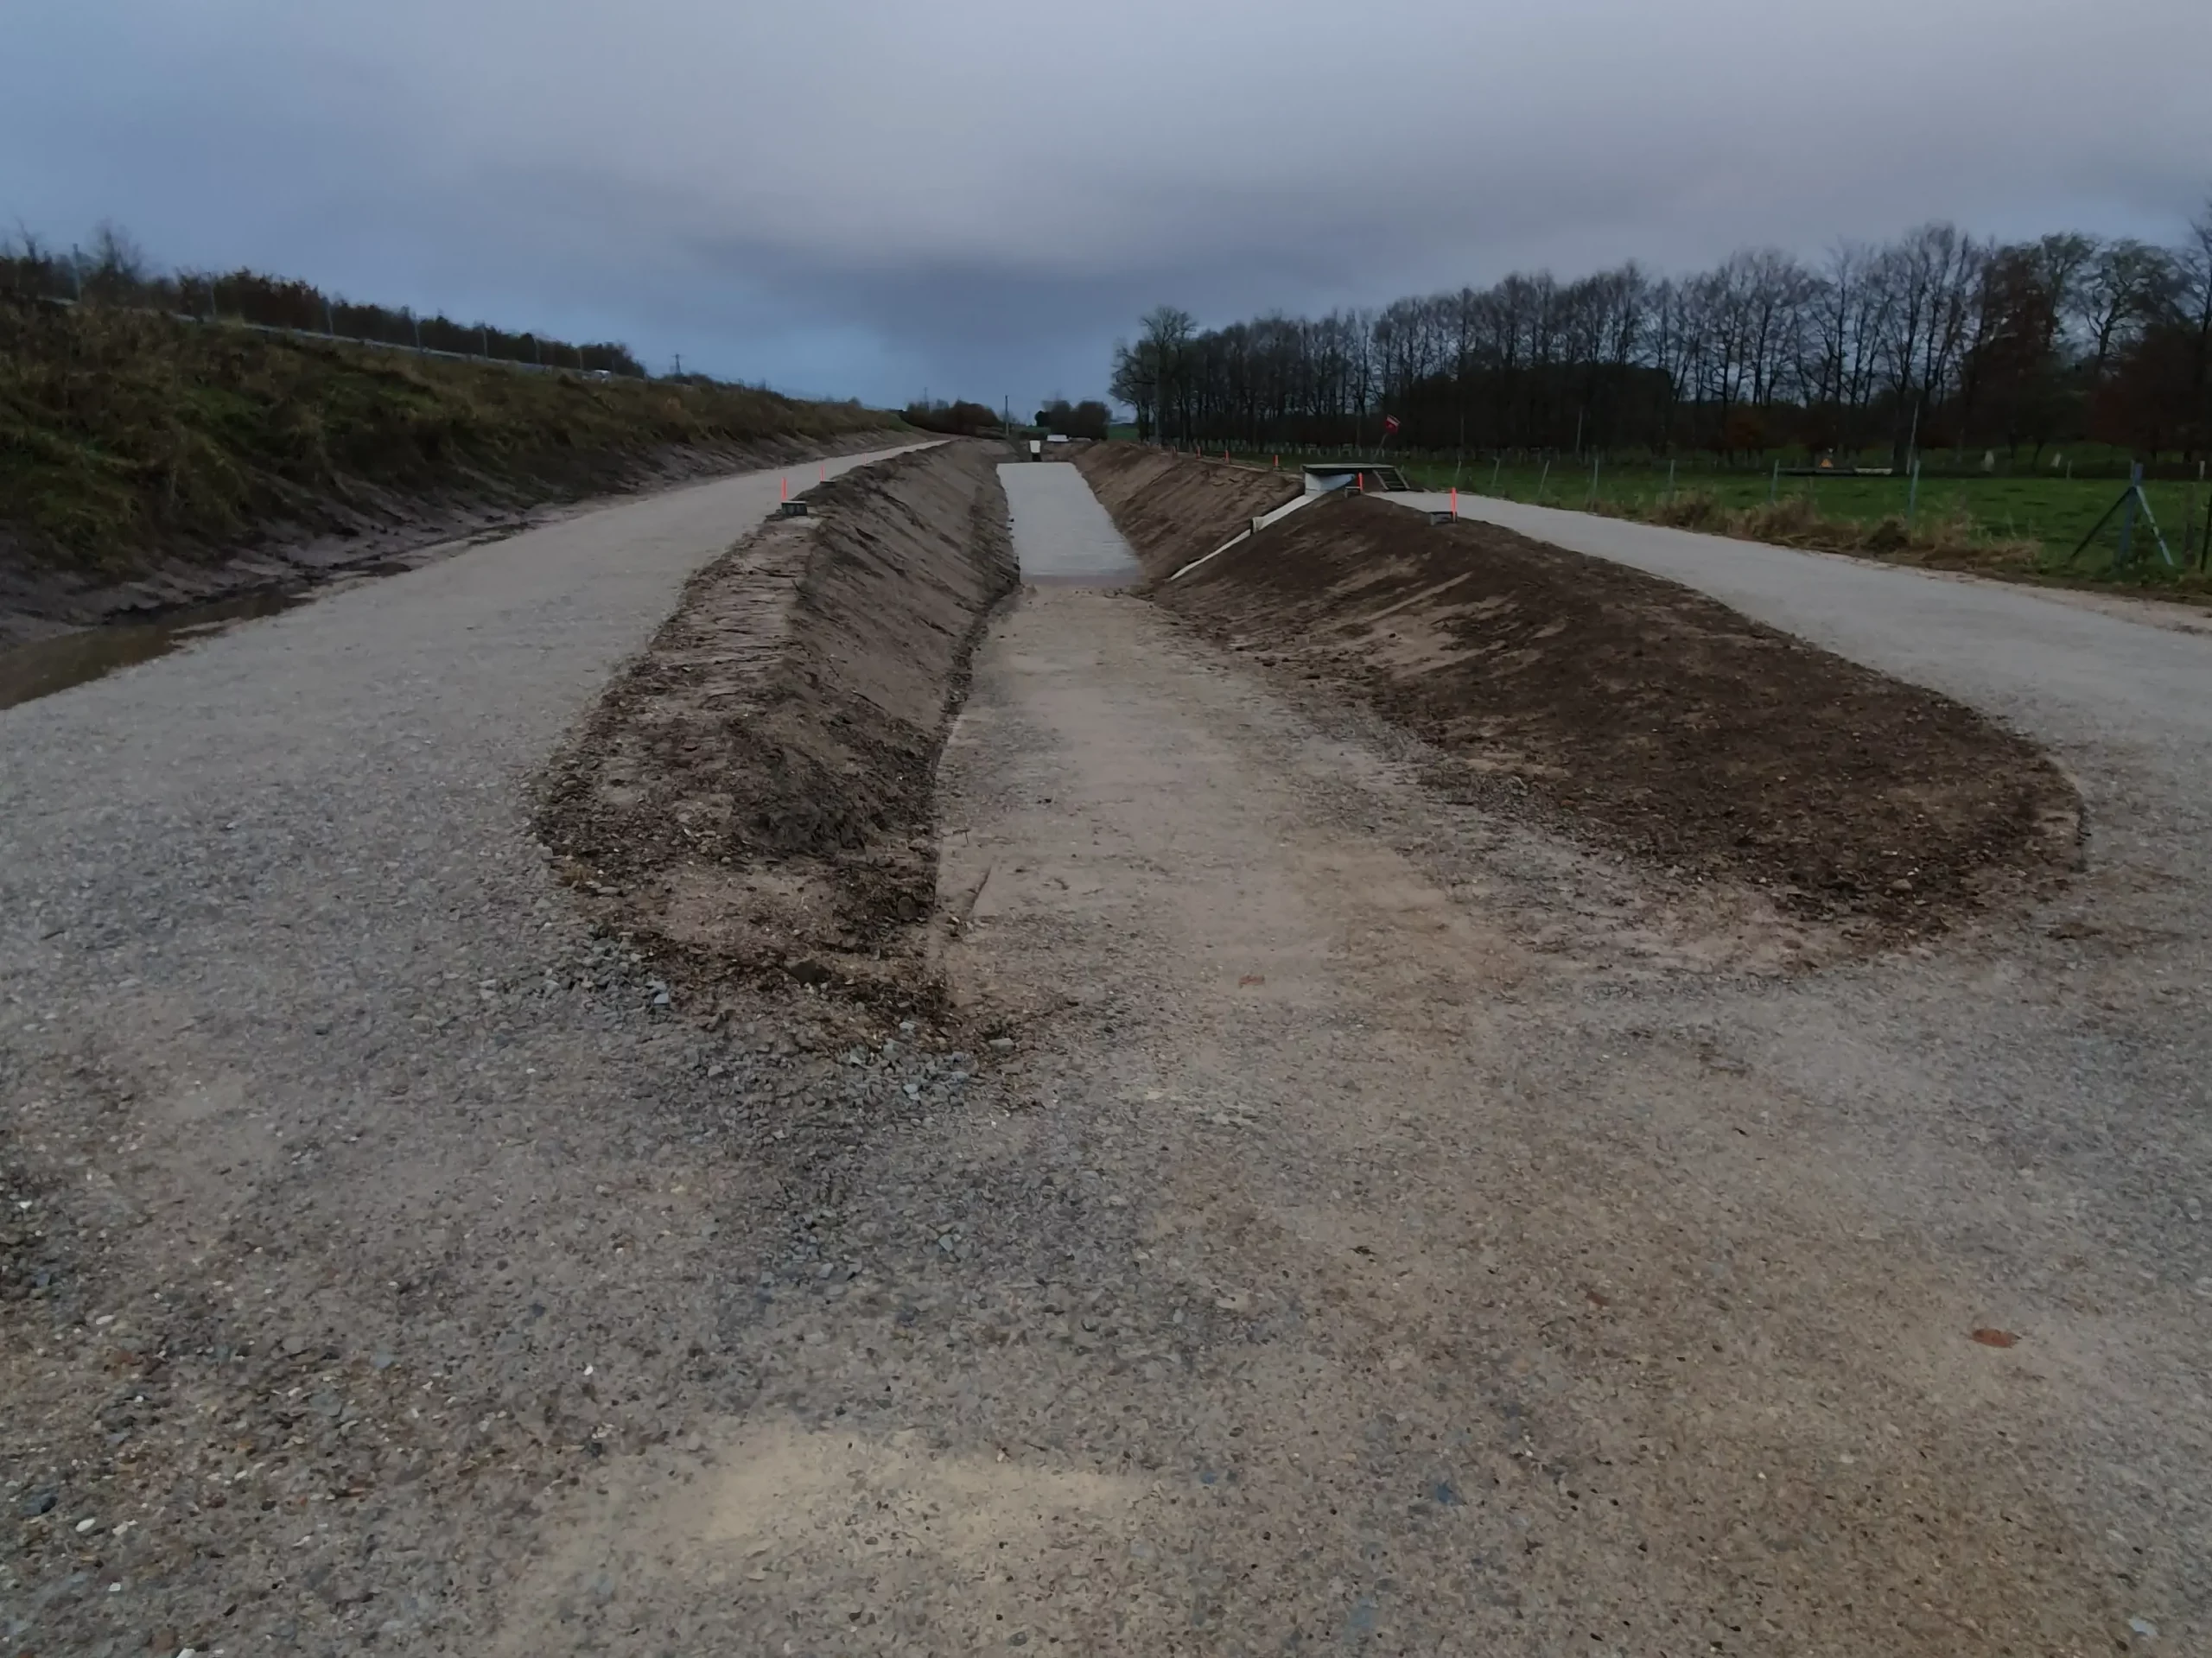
[0,294,891,576]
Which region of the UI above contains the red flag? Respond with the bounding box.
[1382,416,1402,435]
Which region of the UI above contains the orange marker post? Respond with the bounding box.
[1451,486,1459,519]
[781,476,788,501]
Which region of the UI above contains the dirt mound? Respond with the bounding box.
[1074,443,1300,583]
[537,441,1016,1010]
[1157,492,2076,937]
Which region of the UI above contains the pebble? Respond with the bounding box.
[75,1515,99,1534]
[989,1038,1015,1052]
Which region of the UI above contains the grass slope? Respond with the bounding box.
[0,296,893,575]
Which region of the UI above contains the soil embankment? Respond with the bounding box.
[1071,441,1300,583]
[0,294,901,643]
[537,441,1016,1012]
[1092,454,2076,936]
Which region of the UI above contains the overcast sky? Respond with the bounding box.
[7,0,2209,413]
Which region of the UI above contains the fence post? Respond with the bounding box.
[2198,461,2210,570]
[1769,458,1779,505]
[1589,453,1601,507]
[2116,462,2143,566]
[2201,471,2212,571]
[2190,461,2205,567]
[1667,457,1677,499]
[1906,458,1922,530]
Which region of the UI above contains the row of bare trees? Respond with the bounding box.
[1110,203,2212,468]
[1,223,648,377]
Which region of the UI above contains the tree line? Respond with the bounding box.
[2,223,648,377]
[1109,200,2212,468]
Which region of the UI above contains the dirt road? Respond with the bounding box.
[5,454,2206,1654]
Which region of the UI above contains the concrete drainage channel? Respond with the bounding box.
[997,461,1143,585]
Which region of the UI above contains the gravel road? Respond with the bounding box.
[5,453,2207,1655]
[0,447,957,1655]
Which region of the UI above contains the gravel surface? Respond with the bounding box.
[0,445,973,1655]
[4,448,2207,1655]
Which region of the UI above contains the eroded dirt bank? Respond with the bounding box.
[1071,442,1300,584]
[537,440,1017,1012]
[0,429,908,648]
[1095,457,2076,940]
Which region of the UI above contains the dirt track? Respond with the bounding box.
[4,451,2208,1654]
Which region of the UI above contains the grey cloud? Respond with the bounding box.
[5,0,2208,411]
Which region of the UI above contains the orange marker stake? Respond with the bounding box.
[781,476,788,501]
[1451,486,1459,519]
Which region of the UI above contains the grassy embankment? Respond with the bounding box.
[1203,444,2212,598]
[0,295,895,576]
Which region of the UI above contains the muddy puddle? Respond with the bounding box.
[0,542,482,712]
[0,588,324,711]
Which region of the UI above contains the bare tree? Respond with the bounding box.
[1109,192,2212,462]
[1140,305,1195,444]
[2072,238,2174,378]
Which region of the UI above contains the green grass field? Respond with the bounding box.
[1204,445,2212,594]
[1435,461,2202,560]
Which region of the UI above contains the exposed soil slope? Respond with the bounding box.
[0,293,899,639]
[537,441,1016,1009]
[1157,492,2077,934]
[1072,441,1300,583]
